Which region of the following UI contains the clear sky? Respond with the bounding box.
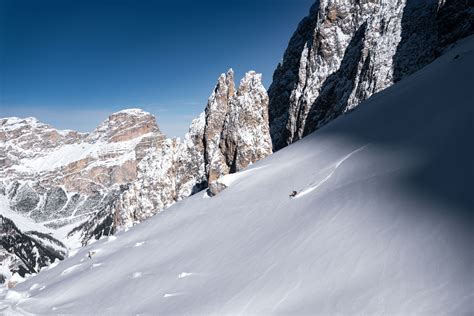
[0,0,314,137]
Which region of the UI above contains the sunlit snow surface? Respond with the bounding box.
[1,37,473,315]
[10,134,149,173]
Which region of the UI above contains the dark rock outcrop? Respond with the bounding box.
[0,215,67,278]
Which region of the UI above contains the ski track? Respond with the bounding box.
[295,144,369,198]
[163,293,184,298]
[60,264,81,276]
[272,280,302,312]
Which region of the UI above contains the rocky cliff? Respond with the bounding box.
[203,69,272,185]
[268,0,474,150]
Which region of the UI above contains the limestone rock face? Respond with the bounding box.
[0,110,172,271]
[268,0,474,150]
[202,70,273,184]
[204,70,236,183]
[220,71,272,174]
[86,109,160,143]
[207,179,228,197]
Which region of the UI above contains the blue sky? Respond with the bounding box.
[0,0,314,137]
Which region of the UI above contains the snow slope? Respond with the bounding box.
[0,196,52,235]
[1,37,473,315]
[0,196,82,250]
[12,137,145,173]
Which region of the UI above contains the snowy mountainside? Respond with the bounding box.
[0,72,272,280]
[1,109,164,229]
[0,214,67,285]
[2,35,473,315]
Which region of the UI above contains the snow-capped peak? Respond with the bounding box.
[113,108,153,117]
[87,108,161,143]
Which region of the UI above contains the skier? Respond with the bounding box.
[289,190,297,198]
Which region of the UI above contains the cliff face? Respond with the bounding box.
[202,69,272,184]
[220,71,272,175]
[203,70,236,184]
[268,0,474,150]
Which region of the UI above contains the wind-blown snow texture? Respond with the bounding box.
[2,35,473,315]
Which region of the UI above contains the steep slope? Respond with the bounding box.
[2,35,472,315]
[269,0,474,150]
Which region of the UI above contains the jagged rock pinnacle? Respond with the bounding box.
[202,70,272,184]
